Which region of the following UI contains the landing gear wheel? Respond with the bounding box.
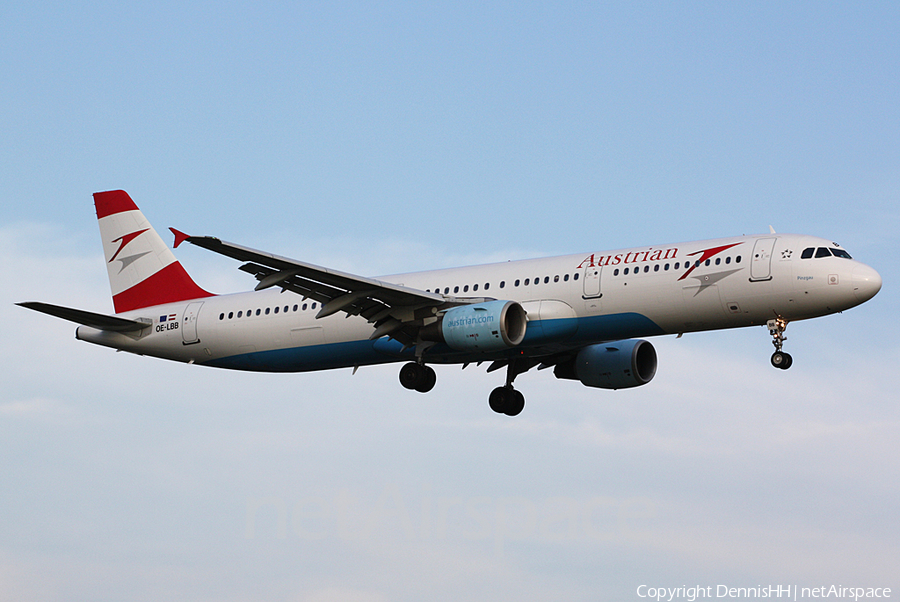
[770,351,793,370]
[400,362,436,392]
[488,386,525,416]
[416,366,437,393]
[505,389,525,416]
[489,387,508,413]
[399,362,422,390]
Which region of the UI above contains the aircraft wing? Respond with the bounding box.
[171,229,467,346]
[17,302,150,332]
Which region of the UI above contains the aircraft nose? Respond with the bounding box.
[852,263,882,303]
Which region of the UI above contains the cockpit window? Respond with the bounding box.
[831,248,852,259]
[815,247,832,258]
[801,248,814,259]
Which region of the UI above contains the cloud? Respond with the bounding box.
[2,218,898,602]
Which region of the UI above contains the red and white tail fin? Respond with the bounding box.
[93,190,214,313]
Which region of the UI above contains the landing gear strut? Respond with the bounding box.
[399,362,436,393]
[767,317,793,370]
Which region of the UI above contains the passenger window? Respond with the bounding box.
[454,286,459,293]
[654,264,660,272]
[237,311,243,318]
[664,263,670,271]
[715,258,721,265]
[256,309,261,316]
[564,274,569,281]
[554,275,559,283]
[463,285,469,292]
[736,256,742,263]
[265,308,270,315]
[573,273,579,280]
[473,284,479,291]
[302,303,307,311]
[219,313,224,320]
[624,268,629,275]
[274,306,279,314]
[815,247,831,258]
[801,248,815,259]
[544,276,550,284]
[674,262,680,270]
[228,312,234,319]
[726,257,731,264]
[614,268,620,276]
[644,265,649,273]
[705,259,710,266]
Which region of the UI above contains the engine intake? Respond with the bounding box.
[424,300,527,352]
[554,339,657,390]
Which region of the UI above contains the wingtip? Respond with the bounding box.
[169,227,190,248]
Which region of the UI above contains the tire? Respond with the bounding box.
[489,387,508,414]
[399,362,424,390]
[415,366,437,393]
[780,353,793,370]
[771,352,787,369]
[505,389,525,416]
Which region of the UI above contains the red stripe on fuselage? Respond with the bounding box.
[112,262,214,313]
[677,242,744,281]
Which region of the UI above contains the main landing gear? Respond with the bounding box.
[767,317,793,370]
[488,386,525,417]
[399,362,436,393]
[398,359,529,416]
[487,359,533,416]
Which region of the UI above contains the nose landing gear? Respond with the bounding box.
[767,317,793,370]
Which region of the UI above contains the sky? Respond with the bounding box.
[1,1,898,601]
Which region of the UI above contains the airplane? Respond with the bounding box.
[18,190,882,416]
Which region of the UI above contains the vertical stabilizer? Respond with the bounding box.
[94,190,214,313]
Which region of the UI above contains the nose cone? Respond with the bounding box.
[852,263,882,304]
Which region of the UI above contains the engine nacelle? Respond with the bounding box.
[430,300,527,352]
[554,339,657,390]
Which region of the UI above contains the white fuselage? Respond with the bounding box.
[75,233,881,372]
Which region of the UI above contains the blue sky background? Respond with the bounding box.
[2,2,898,601]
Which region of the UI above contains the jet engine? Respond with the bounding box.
[554,339,657,389]
[423,300,527,352]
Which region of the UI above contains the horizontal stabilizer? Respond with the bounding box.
[16,302,149,333]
